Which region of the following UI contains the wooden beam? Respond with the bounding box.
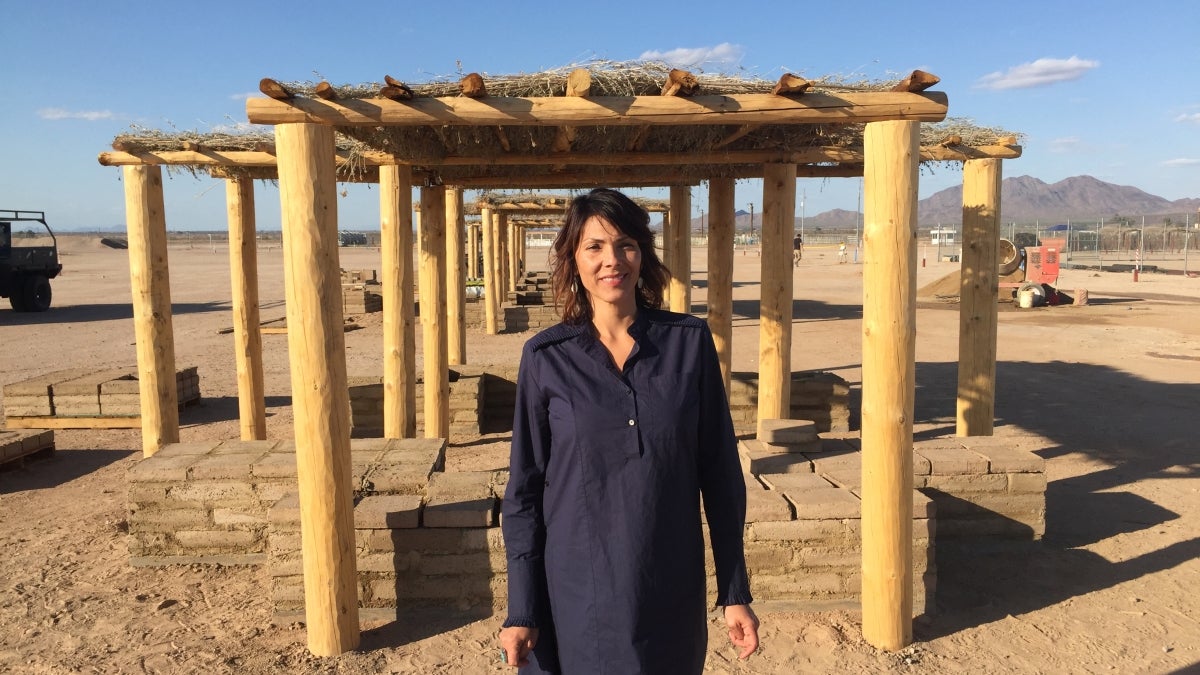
[626,125,651,151]
[551,126,577,153]
[225,177,267,441]
[315,82,338,101]
[380,75,413,100]
[957,158,1001,437]
[274,122,360,656]
[439,164,861,189]
[3,416,142,430]
[246,91,950,127]
[123,165,180,457]
[494,127,512,152]
[566,68,592,97]
[712,124,761,150]
[861,120,919,652]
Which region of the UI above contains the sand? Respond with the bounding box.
[1,237,1198,673]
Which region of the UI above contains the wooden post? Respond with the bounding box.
[468,221,480,279]
[957,159,1001,436]
[861,120,919,651]
[380,165,416,438]
[274,122,359,656]
[707,177,735,396]
[123,166,180,457]
[225,177,266,440]
[661,210,673,281]
[757,164,796,425]
[446,187,466,365]
[668,186,692,313]
[495,213,509,320]
[481,208,498,334]
[507,219,520,294]
[419,186,449,439]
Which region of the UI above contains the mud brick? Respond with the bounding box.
[128,455,198,482]
[269,494,301,526]
[936,518,1043,539]
[423,497,496,528]
[793,545,861,569]
[174,529,262,550]
[1008,472,1048,493]
[418,552,495,576]
[744,544,795,573]
[361,528,473,554]
[920,473,1009,493]
[168,481,257,505]
[158,441,223,457]
[4,395,53,416]
[129,508,212,530]
[212,440,277,455]
[972,446,1045,474]
[757,418,819,445]
[366,465,432,495]
[783,486,861,519]
[212,507,265,526]
[381,438,446,470]
[931,493,1043,519]
[99,376,140,395]
[752,572,843,596]
[758,472,837,492]
[20,430,53,451]
[749,520,859,544]
[252,453,297,479]
[915,446,988,475]
[51,394,102,416]
[356,495,422,529]
[189,452,266,480]
[744,484,794,523]
[426,471,494,499]
[739,440,812,475]
[127,483,168,503]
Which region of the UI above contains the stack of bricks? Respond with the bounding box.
[2,366,200,420]
[507,271,553,306]
[752,425,1047,540]
[341,268,382,314]
[127,437,446,567]
[728,371,851,434]
[736,419,936,613]
[0,429,55,467]
[347,368,484,437]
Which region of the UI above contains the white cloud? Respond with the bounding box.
[975,56,1099,90]
[1162,158,1200,167]
[1049,136,1083,154]
[638,43,744,70]
[1174,112,1200,124]
[38,107,116,121]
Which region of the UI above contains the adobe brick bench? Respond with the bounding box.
[4,366,200,430]
[745,424,1047,541]
[0,429,55,468]
[348,368,485,437]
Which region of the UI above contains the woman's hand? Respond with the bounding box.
[724,604,760,659]
[499,626,539,668]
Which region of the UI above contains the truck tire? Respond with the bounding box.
[21,274,52,312]
[9,288,28,311]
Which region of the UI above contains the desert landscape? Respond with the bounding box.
[1,234,1198,674]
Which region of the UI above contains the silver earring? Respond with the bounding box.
[573,278,580,294]
[636,277,644,289]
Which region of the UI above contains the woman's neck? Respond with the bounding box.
[589,300,637,341]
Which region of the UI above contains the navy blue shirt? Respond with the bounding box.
[502,308,752,674]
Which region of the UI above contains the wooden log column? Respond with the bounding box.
[507,220,520,293]
[861,120,919,651]
[446,187,466,365]
[757,164,797,425]
[123,165,180,457]
[481,208,498,334]
[225,177,266,440]
[707,177,735,395]
[956,158,1001,436]
[668,186,692,313]
[274,122,359,655]
[380,165,416,438]
[419,186,450,439]
[495,213,509,319]
[468,221,480,279]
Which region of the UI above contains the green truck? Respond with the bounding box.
[1,210,62,312]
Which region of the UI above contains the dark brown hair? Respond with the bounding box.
[550,188,669,324]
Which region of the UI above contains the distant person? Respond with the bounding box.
[838,241,848,264]
[793,234,803,266]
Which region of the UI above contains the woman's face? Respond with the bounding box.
[574,215,642,312]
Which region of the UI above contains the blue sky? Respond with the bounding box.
[2,0,1197,231]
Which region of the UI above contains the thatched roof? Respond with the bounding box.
[100,61,1022,187]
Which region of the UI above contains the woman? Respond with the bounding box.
[499,188,758,673]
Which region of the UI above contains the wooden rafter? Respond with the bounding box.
[711,124,761,150]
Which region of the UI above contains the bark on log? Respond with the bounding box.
[772,73,811,95]
[892,69,940,92]
[315,82,338,101]
[460,73,487,98]
[661,68,700,97]
[566,68,592,97]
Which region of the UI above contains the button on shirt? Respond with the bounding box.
[502,308,752,674]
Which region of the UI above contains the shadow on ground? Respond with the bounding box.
[909,359,1200,637]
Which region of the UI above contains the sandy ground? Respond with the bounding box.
[1,236,1198,674]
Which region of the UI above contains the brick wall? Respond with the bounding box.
[348,368,484,437]
[3,366,200,419]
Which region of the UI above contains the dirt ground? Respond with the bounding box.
[1,236,1198,674]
